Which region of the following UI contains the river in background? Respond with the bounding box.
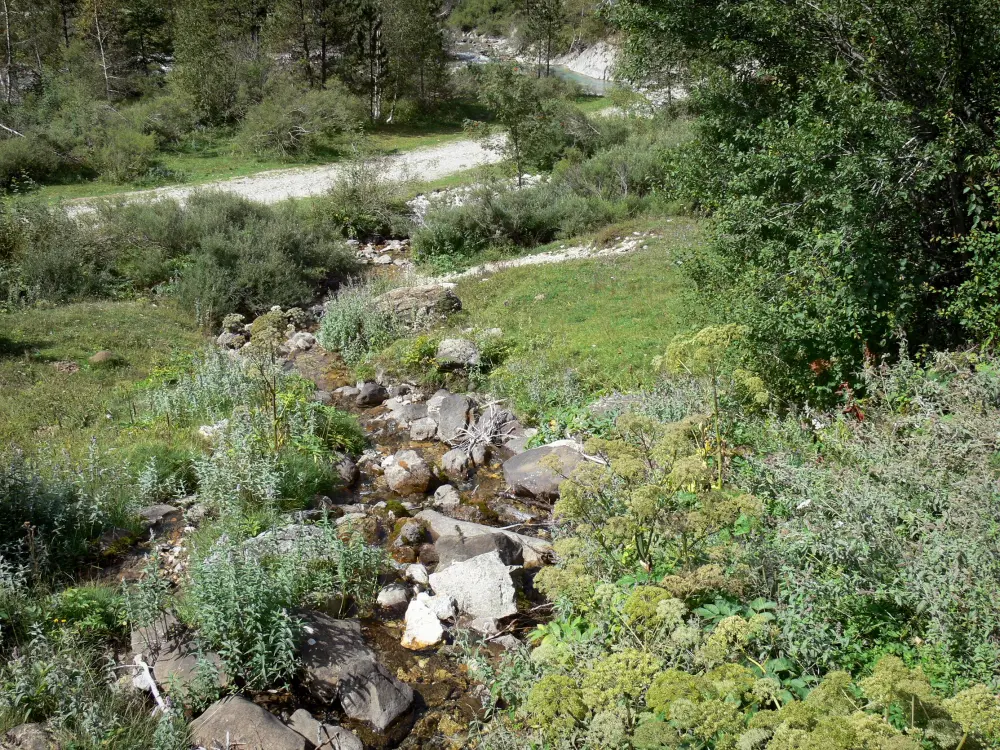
[550,64,615,95]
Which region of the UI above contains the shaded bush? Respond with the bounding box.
[0,136,62,189]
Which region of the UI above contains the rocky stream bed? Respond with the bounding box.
[60,244,599,750]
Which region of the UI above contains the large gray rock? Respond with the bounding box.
[436,338,480,369]
[384,449,432,495]
[389,401,429,425]
[502,441,585,499]
[287,709,363,750]
[189,696,305,750]
[338,657,414,731]
[376,284,461,329]
[428,551,519,620]
[130,613,228,693]
[436,394,474,444]
[300,614,375,703]
[416,509,551,568]
[298,614,413,731]
[356,382,388,407]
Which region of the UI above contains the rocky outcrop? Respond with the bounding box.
[375,284,461,329]
[502,441,585,498]
[190,697,306,750]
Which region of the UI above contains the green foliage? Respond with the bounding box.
[525,674,588,737]
[0,448,137,581]
[185,523,386,688]
[468,63,594,181]
[0,629,162,745]
[49,586,126,640]
[314,149,413,239]
[611,0,1000,394]
[317,278,401,366]
[1,192,352,318]
[549,411,757,587]
[741,352,1000,686]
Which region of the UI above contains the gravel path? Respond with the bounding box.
[432,233,657,281]
[65,139,502,216]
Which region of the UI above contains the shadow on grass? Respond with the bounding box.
[0,334,42,359]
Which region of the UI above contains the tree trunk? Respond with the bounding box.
[2,0,12,105]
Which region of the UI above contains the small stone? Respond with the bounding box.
[216,331,247,349]
[137,504,182,532]
[401,598,444,650]
[356,382,388,407]
[286,331,317,351]
[287,709,363,750]
[377,583,411,615]
[384,450,432,495]
[410,416,438,441]
[88,350,116,365]
[436,338,480,368]
[405,563,429,586]
[432,484,461,510]
[335,456,359,487]
[418,543,439,566]
[336,385,360,398]
[416,591,457,620]
[469,617,501,636]
[373,254,394,265]
[440,448,471,480]
[470,443,488,466]
[397,519,426,545]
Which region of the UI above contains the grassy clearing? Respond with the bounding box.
[453,217,708,395]
[0,301,204,452]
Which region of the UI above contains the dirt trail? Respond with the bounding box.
[64,139,503,216]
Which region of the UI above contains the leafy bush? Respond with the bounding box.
[236,83,365,158]
[740,351,1000,686]
[317,278,401,366]
[1,192,352,315]
[185,522,386,688]
[314,149,412,239]
[0,449,136,580]
[0,629,166,746]
[92,124,159,183]
[0,136,61,189]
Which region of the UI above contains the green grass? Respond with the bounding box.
[453,216,709,397]
[0,301,205,452]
